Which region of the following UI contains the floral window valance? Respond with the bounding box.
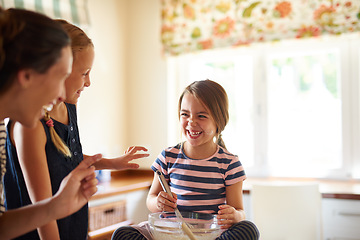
[0,0,89,27]
[161,0,360,56]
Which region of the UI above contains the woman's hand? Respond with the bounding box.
[217,205,245,229]
[156,191,177,212]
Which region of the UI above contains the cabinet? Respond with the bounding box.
[89,200,127,232]
[87,170,153,240]
[322,198,360,240]
[88,189,151,240]
[243,191,360,240]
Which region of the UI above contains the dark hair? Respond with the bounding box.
[0,7,70,94]
[178,79,229,149]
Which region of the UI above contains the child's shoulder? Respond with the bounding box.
[164,142,182,152]
[162,143,182,156]
[217,145,238,158]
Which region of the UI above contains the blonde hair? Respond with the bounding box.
[44,111,71,157]
[55,19,93,60]
[178,79,229,149]
[42,20,93,157]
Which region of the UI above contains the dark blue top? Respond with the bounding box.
[4,103,88,240]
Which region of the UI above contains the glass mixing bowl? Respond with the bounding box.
[148,211,222,240]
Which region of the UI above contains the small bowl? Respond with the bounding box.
[148,211,222,240]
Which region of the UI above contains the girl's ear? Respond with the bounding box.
[16,69,33,89]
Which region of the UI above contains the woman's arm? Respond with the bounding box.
[13,121,60,239]
[89,146,149,170]
[217,181,246,228]
[146,172,177,213]
[0,151,100,240]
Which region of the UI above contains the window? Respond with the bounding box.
[167,33,360,179]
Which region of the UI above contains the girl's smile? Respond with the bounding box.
[75,88,84,98]
[187,130,202,138]
[65,46,94,104]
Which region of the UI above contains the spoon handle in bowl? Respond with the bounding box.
[156,170,198,240]
[156,170,172,196]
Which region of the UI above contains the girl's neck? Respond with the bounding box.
[48,102,68,125]
[183,141,217,160]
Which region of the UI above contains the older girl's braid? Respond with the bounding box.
[43,111,71,157]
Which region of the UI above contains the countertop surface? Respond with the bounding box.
[91,169,154,200]
[91,169,360,200]
[242,177,360,200]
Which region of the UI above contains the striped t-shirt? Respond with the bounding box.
[0,120,7,215]
[151,143,246,214]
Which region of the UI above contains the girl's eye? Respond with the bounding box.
[199,114,207,119]
[82,71,90,77]
[180,113,188,117]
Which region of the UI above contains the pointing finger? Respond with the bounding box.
[77,154,102,170]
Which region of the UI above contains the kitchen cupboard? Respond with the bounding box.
[88,190,150,240]
[243,179,360,240]
[322,198,360,240]
[244,195,360,240]
[88,170,152,240]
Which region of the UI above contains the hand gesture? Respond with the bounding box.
[217,204,243,229]
[94,146,149,170]
[114,146,149,169]
[156,191,177,212]
[52,154,102,219]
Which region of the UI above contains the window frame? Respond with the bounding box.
[167,33,360,180]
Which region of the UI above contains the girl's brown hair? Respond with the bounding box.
[178,79,229,149]
[44,20,93,157]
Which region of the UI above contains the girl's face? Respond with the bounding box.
[180,92,217,149]
[20,46,72,127]
[65,46,94,104]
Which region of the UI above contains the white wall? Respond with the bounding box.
[126,0,168,168]
[78,0,167,169]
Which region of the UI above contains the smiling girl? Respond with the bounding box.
[112,80,259,240]
[148,80,259,239]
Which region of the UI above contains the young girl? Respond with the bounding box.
[0,8,99,239]
[5,20,148,240]
[112,80,259,240]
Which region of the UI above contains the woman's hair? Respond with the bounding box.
[0,7,70,94]
[45,20,93,157]
[178,79,229,149]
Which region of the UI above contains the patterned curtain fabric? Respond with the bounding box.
[0,0,89,26]
[161,0,360,55]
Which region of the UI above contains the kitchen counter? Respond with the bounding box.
[91,169,360,200]
[91,169,154,200]
[242,177,360,200]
